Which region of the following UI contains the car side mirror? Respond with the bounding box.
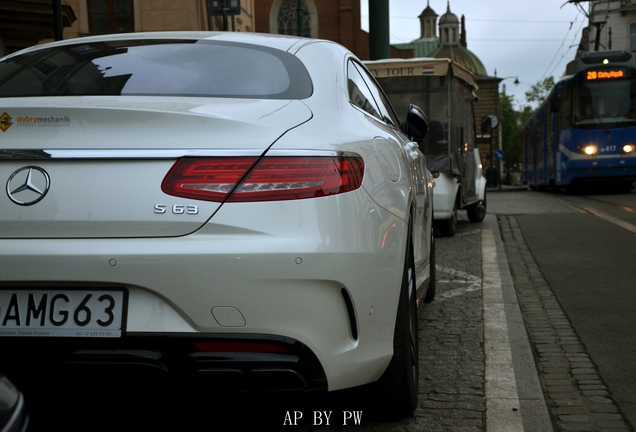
[405,104,428,144]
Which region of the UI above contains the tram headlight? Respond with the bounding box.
[579,145,598,155]
[622,144,636,154]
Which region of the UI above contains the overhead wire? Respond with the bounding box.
[541,10,582,80]
[547,16,587,78]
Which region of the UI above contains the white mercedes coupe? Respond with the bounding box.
[0,32,434,419]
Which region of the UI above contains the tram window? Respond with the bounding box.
[562,85,572,128]
[572,78,636,127]
[578,85,594,120]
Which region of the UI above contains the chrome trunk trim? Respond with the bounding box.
[0,149,353,160]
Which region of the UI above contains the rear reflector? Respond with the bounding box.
[162,156,364,202]
[193,342,289,352]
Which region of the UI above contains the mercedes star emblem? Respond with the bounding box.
[6,166,50,206]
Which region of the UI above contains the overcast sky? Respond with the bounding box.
[360,0,587,109]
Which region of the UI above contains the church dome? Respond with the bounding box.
[429,44,488,77]
[419,4,438,19]
[438,3,459,24]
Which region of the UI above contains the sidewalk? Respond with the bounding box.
[481,214,553,432]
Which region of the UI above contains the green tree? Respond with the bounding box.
[500,94,535,175]
[525,76,555,105]
[520,105,534,123]
[500,93,523,171]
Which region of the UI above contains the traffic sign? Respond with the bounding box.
[494,149,505,160]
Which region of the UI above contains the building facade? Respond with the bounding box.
[253,0,370,60]
[0,0,255,56]
[576,0,636,55]
[0,0,77,55]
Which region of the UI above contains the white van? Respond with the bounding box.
[365,58,487,236]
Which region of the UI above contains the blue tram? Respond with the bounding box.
[523,50,636,191]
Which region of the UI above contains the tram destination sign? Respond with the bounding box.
[586,68,628,81]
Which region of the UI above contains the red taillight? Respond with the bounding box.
[192,342,288,352]
[431,171,440,178]
[162,157,257,202]
[162,156,365,202]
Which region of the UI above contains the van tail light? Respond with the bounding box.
[162,156,365,202]
[431,171,440,178]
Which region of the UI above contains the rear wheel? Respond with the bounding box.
[438,200,457,237]
[467,190,487,223]
[373,234,419,420]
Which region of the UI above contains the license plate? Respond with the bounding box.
[0,290,125,338]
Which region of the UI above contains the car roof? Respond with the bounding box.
[4,31,313,59]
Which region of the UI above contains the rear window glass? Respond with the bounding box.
[0,39,313,99]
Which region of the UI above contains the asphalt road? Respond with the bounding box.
[511,189,636,430]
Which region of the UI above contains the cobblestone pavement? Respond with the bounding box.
[416,218,485,432]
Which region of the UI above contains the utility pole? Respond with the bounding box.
[594,22,604,51]
[369,0,390,60]
[297,0,304,37]
[53,0,63,41]
[222,0,228,31]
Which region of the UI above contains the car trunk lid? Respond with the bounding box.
[0,97,311,238]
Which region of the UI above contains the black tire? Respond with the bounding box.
[424,230,436,303]
[438,200,457,237]
[467,190,487,223]
[374,234,419,420]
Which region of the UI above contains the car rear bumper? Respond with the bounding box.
[0,192,407,392]
[0,333,327,394]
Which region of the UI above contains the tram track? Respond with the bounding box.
[553,191,636,234]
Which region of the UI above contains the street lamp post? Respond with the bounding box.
[53,0,63,41]
[369,0,390,60]
[493,69,519,190]
[207,0,241,31]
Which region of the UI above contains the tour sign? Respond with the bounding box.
[586,68,627,81]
